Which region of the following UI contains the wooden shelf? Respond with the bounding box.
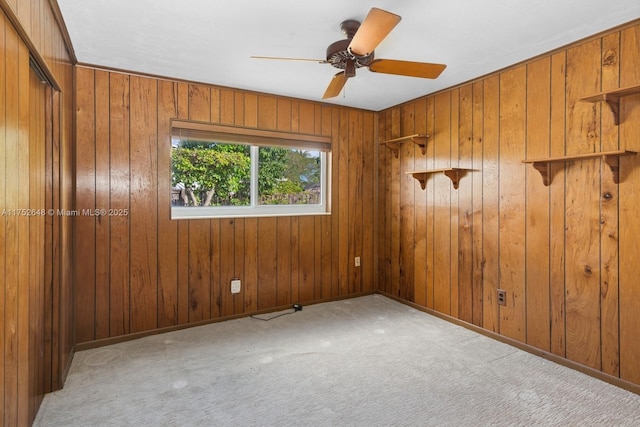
[381,134,430,158]
[522,150,637,186]
[580,83,640,125]
[406,168,468,190]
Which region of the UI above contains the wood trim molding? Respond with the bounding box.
[172,119,332,149]
[75,291,376,351]
[0,0,62,90]
[48,0,78,63]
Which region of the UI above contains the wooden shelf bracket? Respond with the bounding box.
[531,161,551,186]
[443,169,465,189]
[601,94,620,126]
[407,168,468,190]
[580,84,640,126]
[381,134,430,158]
[603,153,623,184]
[522,150,637,186]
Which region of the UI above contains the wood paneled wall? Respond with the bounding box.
[378,20,640,387]
[73,67,377,343]
[1,0,74,425]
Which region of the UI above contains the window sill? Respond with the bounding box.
[171,206,331,220]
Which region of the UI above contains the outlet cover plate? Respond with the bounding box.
[231,279,241,294]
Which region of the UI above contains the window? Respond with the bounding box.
[170,120,331,219]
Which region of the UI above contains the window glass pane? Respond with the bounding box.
[258,147,322,206]
[171,139,250,207]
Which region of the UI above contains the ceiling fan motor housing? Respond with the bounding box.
[326,20,374,74]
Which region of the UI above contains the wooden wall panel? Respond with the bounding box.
[233,218,246,313]
[243,217,258,312]
[74,66,96,343]
[498,66,527,342]
[109,73,131,336]
[290,216,300,302]
[433,92,452,315]
[257,218,277,309]
[73,68,376,345]
[42,72,55,397]
[276,216,292,305]
[330,108,341,298]
[399,104,415,301]
[549,51,567,357]
[337,109,350,295]
[0,17,6,424]
[16,41,29,426]
[424,98,436,309]
[471,81,484,326]
[389,108,401,297]
[129,76,159,332]
[449,90,460,319]
[619,24,640,385]
[94,70,110,340]
[599,32,621,378]
[377,110,390,294]
[314,216,323,299]
[525,58,551,352]
[220,219,235,317]
[2,19,20,426]
[299,216,315,301]
[361,111,376,293]
[564,40,602,370]
[481,76,500,334]
[349,110,364,295]
[28,68,45,420]
[2,0,74,422]
[457,84,474,323]
[157,80,178,328]
[412,100,427,306]
[210,212,222,320]
[378,20,640,388]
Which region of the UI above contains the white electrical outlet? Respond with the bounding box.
[355,256,361,267]
[231,279,241,294]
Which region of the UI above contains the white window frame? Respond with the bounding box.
[170,120,331,219]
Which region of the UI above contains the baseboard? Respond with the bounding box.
[75,291,376,352]
[377,290,640,396]
[60,345,75,386]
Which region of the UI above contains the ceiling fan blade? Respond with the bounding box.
[322,72,349,99]
[368,59,446,79]
[251,56,327,63]
[348,8,401,57]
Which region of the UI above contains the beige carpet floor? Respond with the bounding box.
[34,294,640,426]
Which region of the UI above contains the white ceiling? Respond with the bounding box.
[56,0,640,111]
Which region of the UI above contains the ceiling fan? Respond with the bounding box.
[251,7,446,99]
